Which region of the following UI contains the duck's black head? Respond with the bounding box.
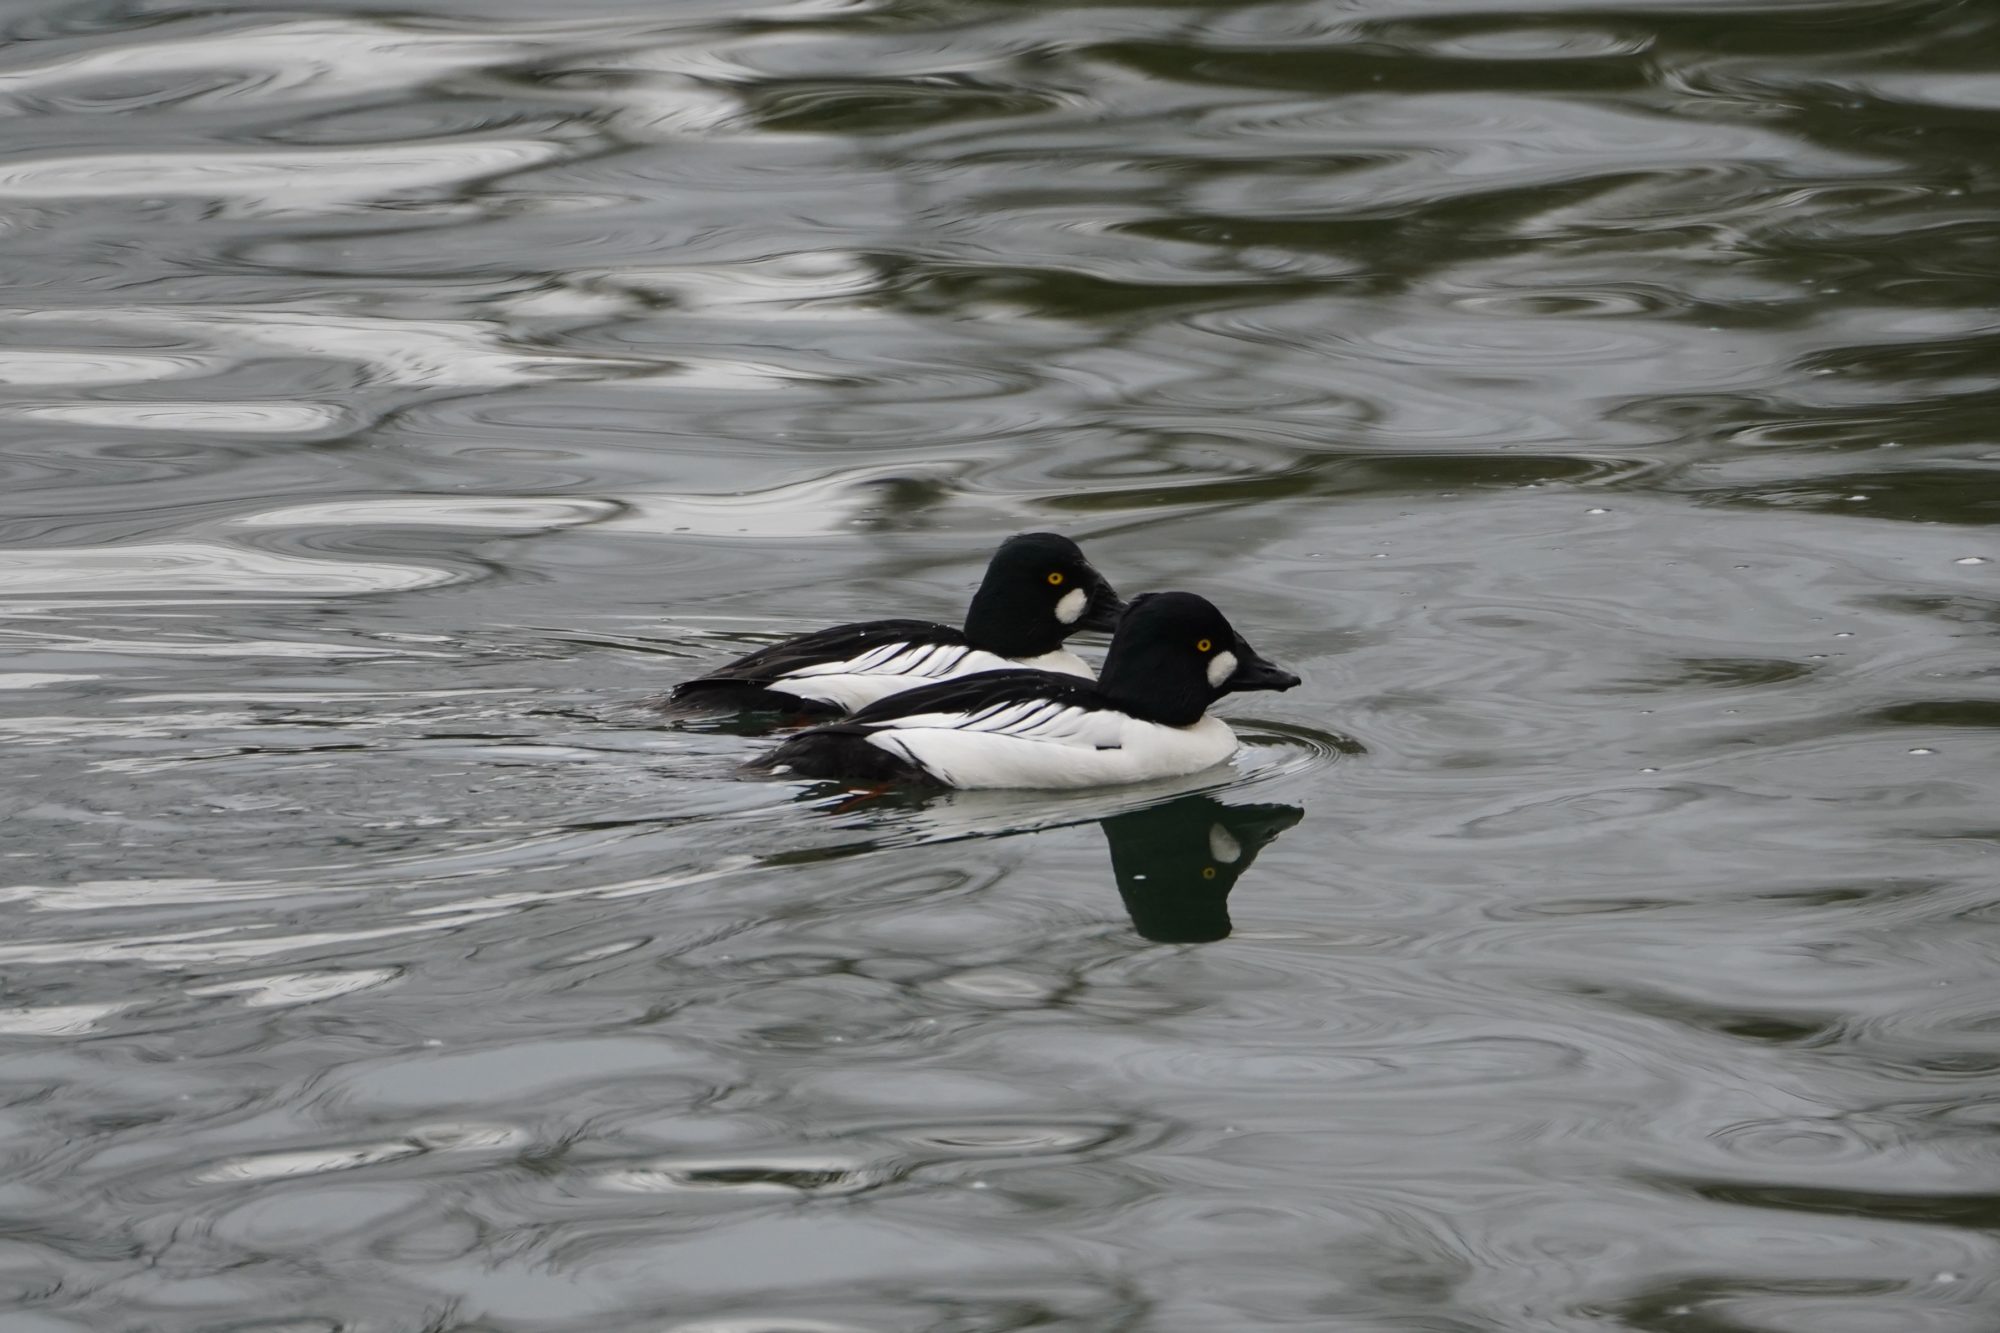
[1097,591,1301,727]
[962,532,1124,658]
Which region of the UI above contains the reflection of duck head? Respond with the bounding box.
[1100,795,1303,943]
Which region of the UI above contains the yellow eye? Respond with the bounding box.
[1196,638,1212,652]
[1047,571,1065,586]
[1202,866,1217,879]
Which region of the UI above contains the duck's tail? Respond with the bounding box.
[749,726,934,786]
[651,679,845,720]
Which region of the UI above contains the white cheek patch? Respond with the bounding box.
[1054,586,1087,625]
[1206,649,1237,690]
[1207,825,1243,864]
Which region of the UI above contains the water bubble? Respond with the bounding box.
[1909,748,1936,756]
[1370,553,1386,559]
[1640,767,1659,774]
[1881,441,1901,448]
[1844,495,1867,502]
[1586,507,1609,515]
[1954,556,1989,565]
[1937,1271,1962,1283]
[1833,632,1853,638]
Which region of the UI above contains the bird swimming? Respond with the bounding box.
[750,590,1300,789]
[662,532,1123,717]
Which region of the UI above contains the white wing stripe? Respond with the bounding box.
[868,696,1114,748]
[919,645,969,677]
[780,640,970,682]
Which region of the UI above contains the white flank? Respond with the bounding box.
[865,708,1238,790]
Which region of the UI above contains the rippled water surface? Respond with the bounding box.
[5,0,1999,1327]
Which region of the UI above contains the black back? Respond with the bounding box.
[836,667,1101,728]
[678,619,959,689]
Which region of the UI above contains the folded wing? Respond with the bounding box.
[695,619,965,685]
[669,619,975,713]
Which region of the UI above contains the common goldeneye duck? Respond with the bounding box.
[752,591,1301,789]
[664,532,1124,716]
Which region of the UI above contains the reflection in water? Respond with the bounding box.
[7,0,2000,1327]
[1101,795,1303,943]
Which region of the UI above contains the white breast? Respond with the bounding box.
[775,643,1095,711]
[865,712,1239,790]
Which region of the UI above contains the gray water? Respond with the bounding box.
[3,0,1999,1328]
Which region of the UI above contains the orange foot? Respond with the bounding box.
[827,783,898,814]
